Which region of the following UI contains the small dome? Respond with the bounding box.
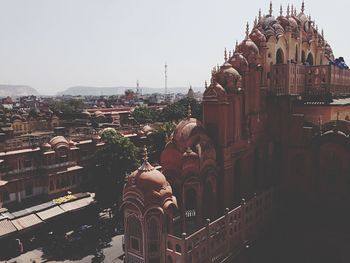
[287,16,299,31]
[94,111,104,118]
[81,110,91,117]
[228,52,248,75]
[249,28,267,47]
[41,143,52,151]
[126,147,172,198]
[236,38,260,64]
[49,136,69,151]
[173,117,204,153]
[277,16,290,29]
[142,125,154,136]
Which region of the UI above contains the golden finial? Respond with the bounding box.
[187,104,192,119]
[245,22,249,39]
[224,48,228,62]
[301,1,305,13]
[258,8,262,22]
[269,1,273,16]
[280,5,283,16]
[287,4,290,17]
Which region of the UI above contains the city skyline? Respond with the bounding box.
[0,0,349,95]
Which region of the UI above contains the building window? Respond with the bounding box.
[128,216,143,254]
[148,218,159,253]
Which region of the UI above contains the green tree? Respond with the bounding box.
[93,129,140,207]
[148,122,176,162]
[132,106,160,124]
[161,98,202,122]
[51,99,84,114]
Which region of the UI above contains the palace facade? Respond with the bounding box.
[122,2,350,263]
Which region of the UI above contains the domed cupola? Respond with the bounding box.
[215,60,242,93]
[249,28,267,48]
[228,51,249,75]
[236,23,260,65]
[125,146,176,205]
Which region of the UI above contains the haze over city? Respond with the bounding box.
[0,0,349,95]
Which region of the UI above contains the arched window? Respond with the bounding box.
[306,53,314,66]
[276,48,284,64]
[148,217,160,260]
[128,216,143,254]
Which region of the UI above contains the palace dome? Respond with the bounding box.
[249,28,267,48]
[126,147,176,203]
[237,38,259,58]
[228,52,249,75]
[173,116,204,153]
[49,136,69,151]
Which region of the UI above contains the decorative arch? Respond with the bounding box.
[276,48,284,64]
[127,216,143,255]
[147,217,161,262]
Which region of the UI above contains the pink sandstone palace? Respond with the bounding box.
[122,2,350,262]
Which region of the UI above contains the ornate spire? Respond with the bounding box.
[187,104,192,119]
[224,48,228,62]
[258,8,262,22]
[321,28,324,39]
[229,50,232,58]
[291,4,294,16]
[301,1,305,13]
[269,1,273,16]
[280,5,283,16]
[254,16,257,27]
[138,145,154,172]
[235,40,239,50]
[286,4,290,17]
[205,80,208,89]
[245,22,250,39]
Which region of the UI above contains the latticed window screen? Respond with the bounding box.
[148,218,159,253]
[128,216,143,254]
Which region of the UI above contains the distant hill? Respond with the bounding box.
[0,85,39,97]
[57,86,203,96]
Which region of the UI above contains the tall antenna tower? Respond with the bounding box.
[136,80,140,95]
[164,62,168,97]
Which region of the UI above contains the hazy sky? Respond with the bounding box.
[0,0,349,95]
